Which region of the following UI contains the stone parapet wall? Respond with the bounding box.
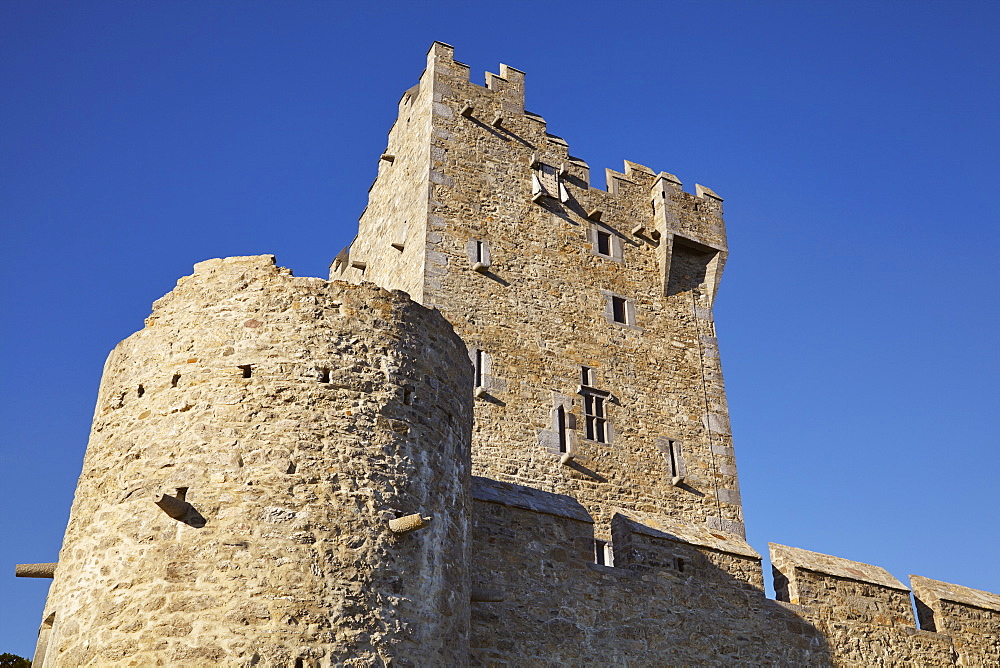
[469,478,830,665]
[36,255,473,667]
[468,479,995,665]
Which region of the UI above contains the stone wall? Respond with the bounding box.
[466,480,996,666]
[469,478,831,665]
[770,543,987,665]
[331,77,434,302]
[35,256,473,667]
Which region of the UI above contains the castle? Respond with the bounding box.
[17,42,999,666]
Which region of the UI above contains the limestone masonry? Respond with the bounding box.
[20,43,998,666]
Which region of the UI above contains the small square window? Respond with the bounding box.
[590,225,622,261]
[601,291,639,330]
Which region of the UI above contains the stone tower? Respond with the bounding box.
[31,257,473,666]
[331,41,742,543]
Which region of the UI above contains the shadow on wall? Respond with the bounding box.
[467,476,833,665]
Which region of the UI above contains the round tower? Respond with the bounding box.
[35,255,473,667]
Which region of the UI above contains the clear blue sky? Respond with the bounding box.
[2,0,997,657]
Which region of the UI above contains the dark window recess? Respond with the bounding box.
[596,230,612,255]
[556,406,568,453]
[668,441,679,477]
[581,366,595,387]
[170,374,180,388]
[474,349,485,388]
[294,659,304,668]
[676,557,685,573]
[137,384,145,398]
[584,394,607,443]
[595,539,613,566]
[403,388,413,405]
[239,365,252,379]
[612,296,628,324]
[475,240,486,263]
[318,368,330,383]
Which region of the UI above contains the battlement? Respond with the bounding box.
[423,42,723,226]
[468,477,995,664]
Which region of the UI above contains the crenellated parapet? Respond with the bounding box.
[468,484,997,665]
[910,575,1000,663]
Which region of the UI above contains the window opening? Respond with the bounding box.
[581,366,594,387]
[612,296,628,324]
[171,374,180,388]
[475,240,486,264]
[318,368,330,383]
[239,365,252,379]
[677,557,685,573]
[594,540,614,566]
[403,388,413,405]
[556,406,568,453]
[596,230,612,256]
[584,394,607,443]
[474,349,484,388]
[137,384,144,398]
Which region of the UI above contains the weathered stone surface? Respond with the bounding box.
[333,40,745,549]
[35,255,473,667]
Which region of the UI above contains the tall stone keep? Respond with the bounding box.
[332,41,741,541]
[33,256,473,667]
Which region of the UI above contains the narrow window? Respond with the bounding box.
[612,296,628,324]
[581,366,594,387]
[403,388,413,405]
[556,406,568,453]
[594,540,614,566]
[584,394,607,443]
[137,384,145,398]
[474,349,484,388]
[318,368,330,383]
[676,557,685,573]
[596,230,612,256]
[170,373,180,388]
[469,239,491,271]
[660,438,686,484]
[239,365,252,379]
